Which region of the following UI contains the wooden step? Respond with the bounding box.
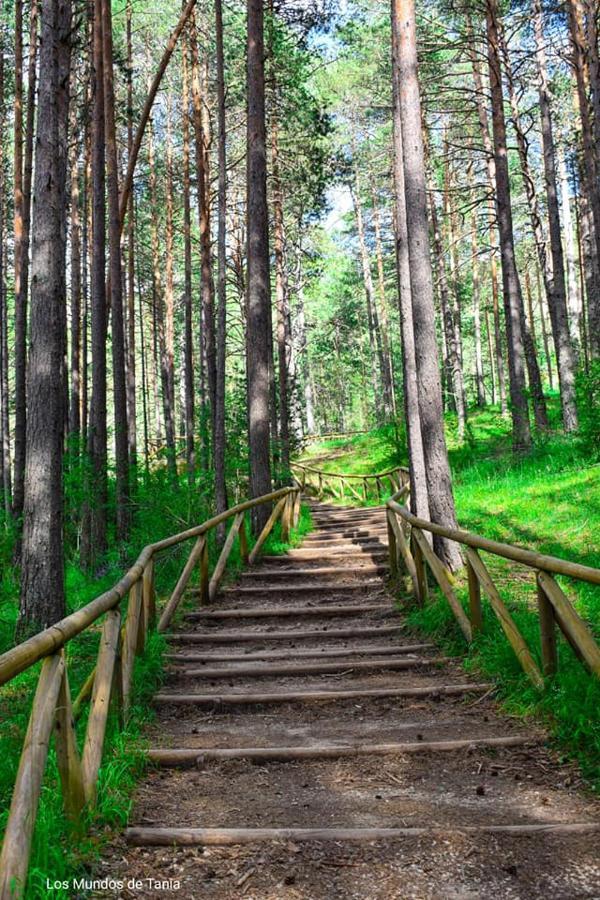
[167,624,405,644]
[215,582,383,596]
[261,550,389,561]
[147,734,536,767]
[169,655,446,679]
[127,822,600,847]
[240,564,389,579]
[154,682,494,706]
[184,603,392,621]
[166,643,434,663]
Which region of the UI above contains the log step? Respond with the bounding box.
[169,655,446,679]
[153,682,494,706]
[240,565,389,579]
[184,603,392,621]
[127,822,600,847]
[147,734,536,767]
[261,550,389,561]
[167,624,405,644]
[217,582,383,594]
[166,642,434,663]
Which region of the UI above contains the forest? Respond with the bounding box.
[1,0,600,893]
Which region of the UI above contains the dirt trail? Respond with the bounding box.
[99,502,600,899]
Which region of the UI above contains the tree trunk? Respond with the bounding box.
[102,0,130,539]
[558,148,583,355]
[214,0,228,513]
[394,0,460,570]
[568,0,600,357]
[352,177,384,425]
[68,112,82,442]
[182,33,196,484]
[81,0,108,567]
[469,166,486,407]
[271,111,292,471]
[486,0,532,450]
[371,176,397,417]
[428,183,467,442]
[391,0,430,522]
[246,0,273,529]
[13,0,38,521]
[467,27,508,416]
[190,13,217,459]
[19,0,71,631]
[0,27,10,515]
[125,0,137,465]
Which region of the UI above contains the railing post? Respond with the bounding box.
[143,558,155,630]
[199,538,210,605]
[281,492,292,543]
[239,513,249,564]
[411,530,428,604]
[293,488,301,527]
[387,510,398,582]
[466,557,483,634]
[536,574,558,676]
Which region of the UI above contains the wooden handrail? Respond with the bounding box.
[0,486,295,686]
[292,461,408,480]
[0,485,301,896]
[386,489,600,689]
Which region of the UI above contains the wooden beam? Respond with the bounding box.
[171,655,446,679]
[537,571,600,677]
[209,514,244,601]
[167,624,405,643]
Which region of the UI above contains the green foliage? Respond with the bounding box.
[576,361,600,458]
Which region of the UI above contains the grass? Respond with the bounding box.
[299,400,600,786]
[0,472,310,899]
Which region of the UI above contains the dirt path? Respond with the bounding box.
[100,502,600,899]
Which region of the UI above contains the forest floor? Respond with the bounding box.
[297,403,600,786]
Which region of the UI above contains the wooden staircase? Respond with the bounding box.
[112,502,600,897]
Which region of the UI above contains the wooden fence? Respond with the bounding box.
[292,462,409,504]
[386,486,600,690]
[0,486,301,898]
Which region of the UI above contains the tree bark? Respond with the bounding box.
[81,0,108,567]
[0,26,10,515]
[391,0,429,522]
[125,0,137,465]
[102,0,130,539]
[214,0,228,513]
[182,33,196,484]
[19,0,71,631]
[486,0,532,450]
[394,0,460,569]
[13,0,38,521]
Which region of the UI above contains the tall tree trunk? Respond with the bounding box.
[68,112,82,441]
[428,184,467,442]
[531,0,578,430]
[271,111,291,470]
[13,0,38,520]
[391,0,429,521]
[125,0,137,465]
[0,26,10,515]
[486,0,532,450]
[102,0,130,539]
[467,28,508,416]
[394,0,460,569]
[568,0,600,357]
[147,118,176,476]
[214,0,228,512]
[558,148,583,355]
[469,166,486,407]
[352,178,384,425]
[182,33,196,483]
[20,0,71,631]
[190,13,217,461]
[246,0,272,529]
[371,176,396,417]
[82,0,108,567]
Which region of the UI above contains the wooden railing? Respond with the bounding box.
[386,486,600,690]
[0,485,301,897]
[292,462,409,504]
